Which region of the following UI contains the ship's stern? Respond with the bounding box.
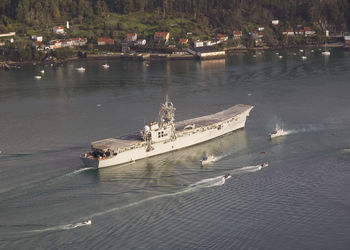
[80,155,99,168]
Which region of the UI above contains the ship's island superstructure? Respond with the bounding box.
[81,97,253,168]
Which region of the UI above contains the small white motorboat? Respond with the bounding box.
[34,75,42,79]
[269,125,287,139]
[223,173,231,179]
[260,162,269,168]
[82,220,92,225]
[301,56,307,60]
[40,70,45,74]
[200,154,216,166]
[75,66,85,72]
[322,42,331,56]
[102,64,110,69]
[278,55,283,59]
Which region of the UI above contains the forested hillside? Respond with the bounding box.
[0,0,350,33]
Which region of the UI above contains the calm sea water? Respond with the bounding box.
[0,49,350,249]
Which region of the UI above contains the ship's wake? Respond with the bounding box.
[272,125,319,137]
[60,167,96,178]
[207,148,239,163]
[21,164,263,234]
[23,221,91,234]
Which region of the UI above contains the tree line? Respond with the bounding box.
[0,0,350,33]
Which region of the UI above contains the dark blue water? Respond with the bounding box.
[0,49,350,249]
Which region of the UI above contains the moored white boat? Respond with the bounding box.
[102,64,110,69]
[75,66,85,72]
[34,75,42,79]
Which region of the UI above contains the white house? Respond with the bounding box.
[272,20,279,25]
[0,32,15,38]
[194,40,204,47]
[344,33,350,45]
[304,27,316,36]
[286,30,295,36]
[137,39,146,45]
[126,33,137,42]
[204,40,214,46]
[53,26,64,34]
[31,35,43,42]
[187,46,225,59]
[233,30,243,39]
[258,26,264,31]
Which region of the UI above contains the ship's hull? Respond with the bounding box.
[81,108,252,168]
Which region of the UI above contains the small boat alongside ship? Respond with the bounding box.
[200,154,216,166]
[269,124,287,139]
[81,97,253,169]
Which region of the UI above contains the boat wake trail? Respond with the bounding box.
[22,165,262,234]
[23,222,91,234]
[278,126,319,137]
[90,175,227,218]
[230,165,262,174]
[210,148,239,162]
[185,176,226,190]
[61,167,95,178]
[90,165,262,218]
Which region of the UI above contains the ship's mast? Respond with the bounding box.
[159,95,176,127]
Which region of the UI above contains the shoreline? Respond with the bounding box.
[1,42,346,68]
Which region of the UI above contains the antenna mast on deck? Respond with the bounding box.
[159,95,176,127]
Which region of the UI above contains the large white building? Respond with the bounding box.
[187,46,226,59]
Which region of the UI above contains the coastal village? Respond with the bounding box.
[0,18,349,67]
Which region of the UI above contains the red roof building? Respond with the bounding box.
[178,38,188,45]
[97,37,115,45]
[154,32,170,42]
[233,30,243,39]
[53,26,64,34]
[126,33,137,42]
[217,33,228,41]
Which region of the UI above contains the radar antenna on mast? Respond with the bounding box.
[159,95,176,127]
